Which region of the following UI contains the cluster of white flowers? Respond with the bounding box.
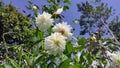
[35,9,73,55]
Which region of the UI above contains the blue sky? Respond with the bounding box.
[2,0,120,37]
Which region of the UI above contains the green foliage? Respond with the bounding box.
[64,0,71,4]
[64,41,74,56]
[0,3,36,64]
[44,0,70,19]
[69,64,81,68]
[79,37,85,45]
[0,4,35,44]
[59,59,70,68]
[109,16,120,42]
[77,0,112,35]
[76,1,120,67]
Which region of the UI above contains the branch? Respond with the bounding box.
[100,19,120,44]
[2,32,17,58]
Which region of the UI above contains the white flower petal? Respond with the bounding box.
[56,7,63,14]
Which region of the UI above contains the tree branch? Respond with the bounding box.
[2,32,17,58]
[100,19,120,44]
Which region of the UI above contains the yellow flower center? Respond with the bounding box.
[117,60,120,64]
[41,16,46,23]
[116,57,120,64]
[53,38,61,46]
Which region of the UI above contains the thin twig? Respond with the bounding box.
[100,19,120,44]
[2,32,17,58]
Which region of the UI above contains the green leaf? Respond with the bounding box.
[57,0,61,2]
[47,62,56,68]
[63,5,69,11]
[24,54,33,67]
[5,64,13,68]
[77,37,85,50]
[35,28,44,40]
[34,10,38,16]
[9,59,19,68]
[64,0,71,4]
[33,55,45,66]
[18,47,22,60]
[75,54,79,63]
[59,59,70,68]
[64,41,74,55]
[28,1,33,4]
[41,64,47,68]
[42,5,49,11]
[69,64,81,68]
[60,54,68,62]
[78,37,85,45]
[86,52,93,65]
[79,51,85,63]
[47,26,53,35]
[28,39,43,49]
[0,65,5,68]
[47,0,55,3]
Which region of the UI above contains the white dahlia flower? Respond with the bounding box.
[35,12,54,32]
[44,32,67,55]
[52,22,73,40]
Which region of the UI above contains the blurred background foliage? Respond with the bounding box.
[0,1,35,61]
[77,0,120,42]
